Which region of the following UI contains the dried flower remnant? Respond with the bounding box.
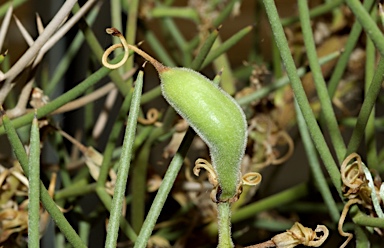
[58,129,117,194]
[193,158,261,203]
[245,222,329,248]
[0,163,57,245]
[29,87,50,109]
[338,153,384,248]
[248,115,294,170]
[235,62,270,106]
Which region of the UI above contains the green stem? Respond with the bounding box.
[327,0,375,98]
[1,108,86,248]
[54,180,96,201]
[298,0,346,163]
[262,0,341,195]
[0,55,122,135]
[74,3,130,95]
[294,100,340,223]
[353,211,384,228]
[237,51,341,106]
[345,0,384,56]
[217,202,234,248]
[28,114,40,248]
[97,89,133,187]
[131,107,176,232]
[346,57,384,155]
[205,183,308,236]
[280,0,344,26]
[105,71,144,247]
[47,4,100,96]
[355,225,370,248]
[124,0,139,75]
[364,9,378,169]
[133,128,195,248]
[96,187,137,241]
[202,25,253,69]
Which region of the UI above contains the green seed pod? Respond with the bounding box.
[160,67,247,201]
[103,28,247,202]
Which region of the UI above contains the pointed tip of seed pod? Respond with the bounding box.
[153,61,169,73]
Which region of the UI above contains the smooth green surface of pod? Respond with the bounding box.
[160,67,247,201]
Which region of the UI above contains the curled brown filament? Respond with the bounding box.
[341,153,364,191]
[138,108,159,125]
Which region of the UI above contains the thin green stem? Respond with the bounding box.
[281,0,344,26]
[205,183,308,236]
[130,135,156,233]
[364,7,378,169]
[1,108,86,248]
[210,37,236,95]
[54,180,96,201]
[74,3,130,95]
[298,0,346,163]
[190,28,219,71]
[353,211,384,228]
[149,6,199,22]
[47,4,100,96]
[237,51,341,106]
[28,114,40,248]
[262,0,341,195]
[212,0,240,28]
[294,100,340,223]
[162,18,191,66]
[97,89,133,187]
[346,57,384,155]
[355,225,370,248]
[327,0,375,98]
[217,202,233,248]
[124,0,139,75]
[105,71,143,248]
[345,0,384,55]
[202,25,253,69]
[96,187,137,241]
[133,128,195,248]
[131,107,176,232]
[111,0,122,44]
[0,55,122,135]
[144,29,176,67]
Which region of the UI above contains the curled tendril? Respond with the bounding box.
[193,158,218,187]
[340,153,364,191]
[102,27,166,71]
[249,115,294,170]
[102,28,129,69]
[138,108,159,125]
[271,131,294,165]
[193,158,262,203]
[242,172,262,186]
[338,198,361,248]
